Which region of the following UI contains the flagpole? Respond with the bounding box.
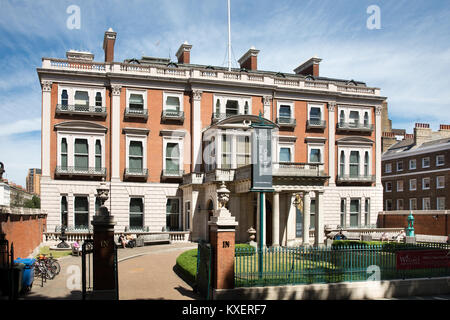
[227,0,232,71]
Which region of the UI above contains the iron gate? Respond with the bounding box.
[196,241,212,300]
[0,238,15,300]
[81,238,119,300]
[81,239,93,300]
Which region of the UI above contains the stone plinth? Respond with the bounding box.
[91,215,117,299]
[208,207,238,290]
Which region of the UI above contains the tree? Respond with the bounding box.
[24,195,41,209]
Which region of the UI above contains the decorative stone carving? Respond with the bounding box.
[263,95,272,106]
[41,81,52,92]
[96,180,110,216]
[375,105,383,115]
[111,84,122,96]
[192,90,202,101]
[328,102,336,112]
[217,181,230,209]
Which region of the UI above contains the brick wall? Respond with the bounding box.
[377,211,449,236]
[0,209,47,258]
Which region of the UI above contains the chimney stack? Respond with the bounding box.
[238,47,260,71]
[176,41,192,64]
[414,123,432,146]
[294,56,322,77]
[438,124,450,138]
[103,28,117,63]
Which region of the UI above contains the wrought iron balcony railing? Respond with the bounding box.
[337,122,374,132]
[56,104,107,116]
[161,110,185,122]
[162,169,185,178]
[55,166,106,177]
[337,174,375,183]
[124,168,148,179]
[276,117,296,127]
[211,112,244,122]
[306,119,326,129]
[124,107,148,119]
[273,162,325,177]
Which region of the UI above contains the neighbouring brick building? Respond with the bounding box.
[37,29,387,247]
[26,168,42,196]
[382,123,450,211]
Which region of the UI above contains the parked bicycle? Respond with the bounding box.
[34,254,61,280]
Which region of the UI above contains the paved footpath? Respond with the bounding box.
[21,243,200,300]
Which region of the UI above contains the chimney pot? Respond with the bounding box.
[238,47,260,71]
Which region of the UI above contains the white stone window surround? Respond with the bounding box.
[436,154,445,166]
[397,180,404,192]
[422,197,431,210]
[409,198,417,210]
[277,100,295,119]
[57,132,105,168]
[409,159,416,170]
[436,176,445,189]
[337,105,372,125]
[385,162,392,173]
[166,196,182,230]
[422,156,430,168]
[162,136,184,172]
[409,178,417,191]
[385,181,393,192]
[163,91,184,112]
[278,143,295,163]
[126,88,147,110]
[337,146,373,177]
[213,94,252,115]
[125,134,148,170]
[397,198,404,210]
[307,103,325,121]
[437,197,445,210]
[307,142,324,164]
[422,177,431,190]
[57,85,106,107]
[396,161,403,172]
[73,194,90,227]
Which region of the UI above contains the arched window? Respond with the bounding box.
[340,151,345,176]
[339,110,345,125]
[364,112,369,126]
[61,138,68,169]
[95,140,102,171]
[95,92,102,107]
[364,151,369,176]
[61,196,68,228]
[61,90,68,108]
[215,99,221,116]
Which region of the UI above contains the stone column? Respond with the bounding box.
[192,90,203,172]
[41,81,52,178]
[302,191,311,246]
[272,191,280,247]
[375,105,382,187]
[314,190,325,246]
[328,102,336,186]
[208,182,238,290]
[111,84,122,182]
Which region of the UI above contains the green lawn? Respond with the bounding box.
[36,246,72,259]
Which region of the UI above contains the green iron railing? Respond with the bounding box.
[234,242,450,287]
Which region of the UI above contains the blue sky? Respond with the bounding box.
[0,0,449,186]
